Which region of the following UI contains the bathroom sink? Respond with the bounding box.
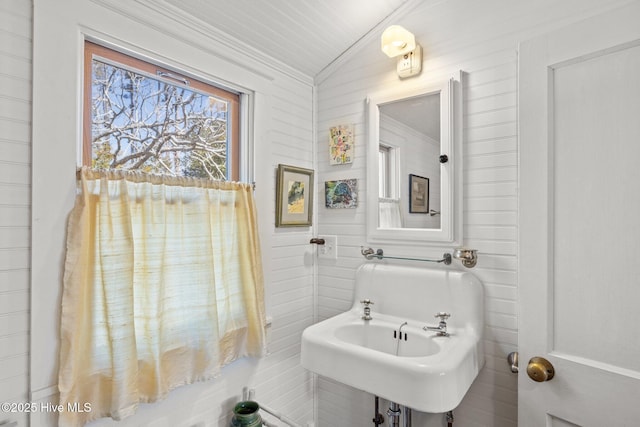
[301,263,484,413]
[333,318,441,357]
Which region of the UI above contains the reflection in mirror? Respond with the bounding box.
[366,72,463,246]
[378,93,441,229]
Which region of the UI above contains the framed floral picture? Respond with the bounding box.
[276,164,314,227]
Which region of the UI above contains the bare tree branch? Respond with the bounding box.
[91,62,230,179]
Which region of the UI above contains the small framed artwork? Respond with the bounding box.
[276,164,314,227]
[329,124,354,165]
[325,179,358,209]
[409,174,429,213]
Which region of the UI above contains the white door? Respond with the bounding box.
[519,3,640,426]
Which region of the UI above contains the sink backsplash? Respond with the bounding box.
[352,263,484,334]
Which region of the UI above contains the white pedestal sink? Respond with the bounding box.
[301,263,484,413]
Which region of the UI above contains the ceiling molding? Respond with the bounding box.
[136,0,314,85]
[90,0,315,86]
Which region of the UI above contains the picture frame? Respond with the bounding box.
[409,174,429,213]
[276,164,314,227]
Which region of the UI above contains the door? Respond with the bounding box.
[519,3,640,426]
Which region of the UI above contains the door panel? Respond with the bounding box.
[552,43,640,373]
[519,3,640,426]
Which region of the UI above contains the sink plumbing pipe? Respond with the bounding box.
[372,396,384,426]
[387,402,402,427]
[243,388,304,427]
[446,410,454,427]
[373,397,412,427]
[402,406,412,427]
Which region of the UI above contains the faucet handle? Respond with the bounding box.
[360,299,374,306]
[434,312,451,320]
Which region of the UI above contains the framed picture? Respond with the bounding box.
[325,179,358,209]
[329,124,354,165]
[276,164,314,227]
[409,174,429,213]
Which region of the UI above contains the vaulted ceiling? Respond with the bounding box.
[162,0,415,78]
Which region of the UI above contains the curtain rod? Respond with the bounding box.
[75,167,256,190]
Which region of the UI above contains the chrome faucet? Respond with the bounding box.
[423,312,451,336]
[360,299,374,320]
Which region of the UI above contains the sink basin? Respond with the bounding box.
[334,319,441,358]
[301,263,484,413]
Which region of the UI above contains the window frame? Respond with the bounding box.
[378,144,390,198]
[82,41,241,181]
[378,143,399,199]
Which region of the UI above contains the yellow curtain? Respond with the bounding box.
[58,168,266,426]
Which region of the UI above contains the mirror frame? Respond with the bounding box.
[366,72,463,246]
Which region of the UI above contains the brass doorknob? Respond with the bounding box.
[527,357,555,382]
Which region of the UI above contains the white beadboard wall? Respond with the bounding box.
[0,1,31,426]
[23,0,315,426]
[314,0,633,426]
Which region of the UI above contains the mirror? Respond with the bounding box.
[366,73,463,245]
[379,92,441,229]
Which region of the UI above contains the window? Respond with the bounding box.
[59,42,265,425]
[379,143,398,199]
[379,144,391,198]
[83,41,240,180]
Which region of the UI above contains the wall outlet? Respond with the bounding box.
[317,235,337,260]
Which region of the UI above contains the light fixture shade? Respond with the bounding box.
[381,25,416,58]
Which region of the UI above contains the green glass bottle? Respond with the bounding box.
[230,401,263,427]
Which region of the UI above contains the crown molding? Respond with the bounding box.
[89,0,314,86]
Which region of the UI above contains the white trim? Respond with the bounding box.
[105,0,315,85]
[79,28,273,95]
[311,84,319,426]
[365,73,463,246]
[240,92,254,185]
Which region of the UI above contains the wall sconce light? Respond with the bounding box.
[381,25,422,78]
